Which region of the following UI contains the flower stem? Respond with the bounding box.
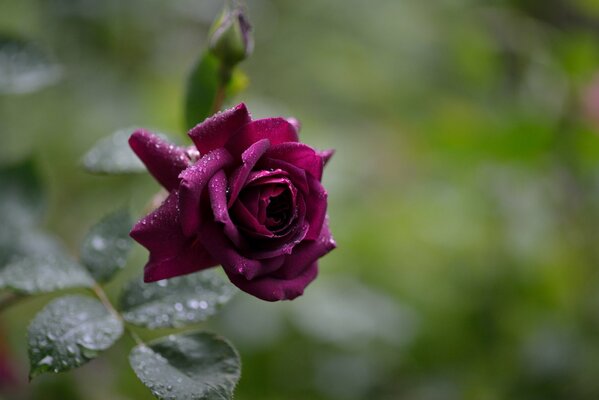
[91,283,144,346]
[0,292,24,313]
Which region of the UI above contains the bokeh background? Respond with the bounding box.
[3,0,599,399]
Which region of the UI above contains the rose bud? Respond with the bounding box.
[129,103,336,301]
[208,3,253,68]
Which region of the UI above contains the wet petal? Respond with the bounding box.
[272,220,335,280]
[225,262,318,301]
[227,138,270,207]
[266,142,323,180]
[178,148,233,237]
[317,149,335,167]
[198,219,284,280]
[208,170,244,248]
[226,118,298,158]
[304,176,328,240]
[188,103,250,155]
[129,130,190,191]
[130,191,216,282]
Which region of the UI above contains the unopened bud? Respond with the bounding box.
[208,5,253,68]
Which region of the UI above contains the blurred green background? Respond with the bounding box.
[3,0,599,399]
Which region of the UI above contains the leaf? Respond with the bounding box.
[184,52,221,131]
[28,295,124,378]
[0,158,45,229]
[0,230,62,271]
[129,331,240,400]
[80,208,133,283]
[119,270,236,329]
[81,128,146,174]
[0,253,94,294]
[0,34,62,94]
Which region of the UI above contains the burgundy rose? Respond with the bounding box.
[129,103,335,301]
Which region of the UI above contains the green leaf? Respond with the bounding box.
[129,331,240,400]
[80,208,133,283]
[0,34,62,94]
[119,270,236,329]
[0,253,94,294]
[28,295,124,378]
[0,158,45,229]
[184,52,221,131]
[81,128,146,174]
[0,230,60,269]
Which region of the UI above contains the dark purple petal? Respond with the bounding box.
[225,262,319,301]
[208,170,244,248]
[227,138,270,207]
[178,149,233,237]
[304,176,328,240]
[266,142,323,180]
[317,149,335,167]
[272,219,336,280]
[231,199,273,237]
[129,130,190,191]
[286,117,301,133]
[188,103,250,155]
[226,118,298,158]
[130,191,217,282]
[259,158,309,193]
[198,218,284,280]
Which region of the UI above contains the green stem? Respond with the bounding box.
[91,284,144,346]
[211,64,233,115]
[0,292,24,313]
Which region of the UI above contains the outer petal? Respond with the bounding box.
[129,130,190,191]
[272,219,336,280]
[224,262,319,301]
[130,191,217,282]
[227,138,270,207]
[178,148,233,237]
[317,149,335,167]
[188,103,251,155]
[266,142,324,180]
[226,118,299,158]
[304,176,328,240]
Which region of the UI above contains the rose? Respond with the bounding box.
[129,103,335,301]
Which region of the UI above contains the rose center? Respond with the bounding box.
[265,189,292,231]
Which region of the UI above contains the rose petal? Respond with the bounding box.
[130,191,216,282]
[226,118,298,158]
[129,130,190,191]
[198,219,284,280]
[304,176,328,240]
[227,138,270,207]
[188,103,251,155]
[286,117,301,133]
[225,262,319,301]
[208,170,245,248]
[317,149,335,167]
[231,199,273,237]
[259,158,309,193]
[178,148,233,237]
[272,219,336,280]
[266,142,323,180]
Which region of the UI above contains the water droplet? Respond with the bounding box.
[38,355,53,366]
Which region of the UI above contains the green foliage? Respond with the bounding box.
[119,271,236,329]
[28,295,124,379]
[80,208,133,283]
[0,34,62,94]
[184,52,221,130]
[0,254,94,294]
[129,332,241,400]
[0,158,45,229]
